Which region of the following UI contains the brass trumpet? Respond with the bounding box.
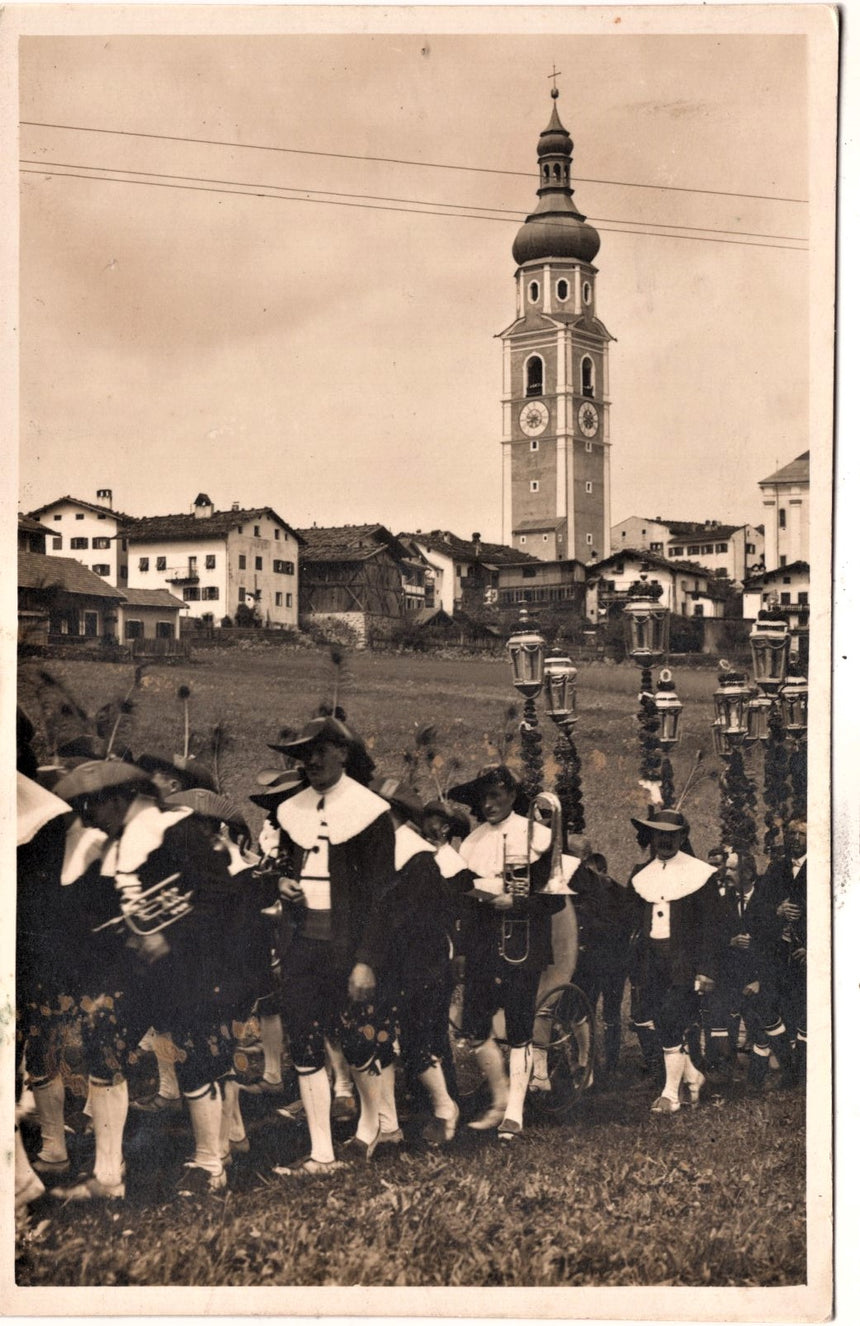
[91,872,194,937]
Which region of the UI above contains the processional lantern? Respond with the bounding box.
[779,675,809,736]
[622,571,669,669]
[506,604,546,700]
[543,648,577,730]
[654,668,683,747]
[712,665,753,758]
[749,609,791,694]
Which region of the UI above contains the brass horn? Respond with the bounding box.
[498,791,575,965]
[527,792,577,895]
[91,871,194,937]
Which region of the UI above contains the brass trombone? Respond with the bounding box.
[498,792,576,965]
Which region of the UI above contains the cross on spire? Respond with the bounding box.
[547,64,562,97]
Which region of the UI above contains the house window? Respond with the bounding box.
[93,537,111,550]
[585,441,593,453]
[582,280,592,306]
[121,539,128,551]
[780,592,791,605]
[124,619,144,640]
[71,537,89,550]
[650,542,663,552]
[97,514,106,521]
[273,560,295,575]
[75,513,84,521]
[120,565,127,579]
[530,439,539,452]
[255,556,263,571]
[530,480,539,493]
[585,533,593,545]
[188,556,197,573]
[155,621,173,639]
[52,536,62,550]
[716,543,728,553]
[238,554,246,570]
[285,593,293,608]
[745,542,756,554]
[528,280,540,304]
[138,557,149,572]
[83,612,98,637]
[156,556,167,571]
[53,514,62,521]
[798,591,808,605]
[693,604,704,617]
[91,564,110,576]
[703,544,714,555]
[687,545,700,556]
[783,576,791,585]
[542,534,549,543]
[205,554,216,570]
[183,586,201,601]
[202,586,220,600]
[581,357,595,398]
[274,528,281,540]
[779,555,787,567]
[519,536,526,545]
[585,481,593,494]
[525,356,544,397]
[556,278,569,301]
[238,587,246,602]
[275,592,283,607]
[254,525,261,538]
[779,508,787,529]
[522,567,537,579]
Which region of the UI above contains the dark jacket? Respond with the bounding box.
[628,857,722,987]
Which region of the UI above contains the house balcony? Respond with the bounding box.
[166,573,200,586]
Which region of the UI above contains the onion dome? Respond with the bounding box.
[513,93,601,266]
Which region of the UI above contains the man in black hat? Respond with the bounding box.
[271,717,396,1174]
[449,765,564,1139]
[628,808,721,1113]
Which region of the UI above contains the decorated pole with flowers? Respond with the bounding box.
[505,605,545,804]
[711,663,759,859]
[543,644,585,833]
[622,570,679,807]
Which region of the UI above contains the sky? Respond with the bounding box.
[16,19,819,542]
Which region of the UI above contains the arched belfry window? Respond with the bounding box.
[553,163,561,181]
[581,356,595,399]
[526,356,544,397]
[543,165,550,181]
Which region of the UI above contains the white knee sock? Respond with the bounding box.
[219,1078,246,1159]
[351,1064,382,1145]
[573,1018,592,1084]
[261,1013,284,1085]
[297,1067,334,1163]
[88,1077,128,1188]
[506,1044,533,1127]
[531,1045,550,1082]
[661,1047,685,1103]
[185,1084,224,1176]
[15,1126,44,1207]
[419,1058,458,1121]
[474,1039,509,1109]
[151,1032,181,1099]
[325,1038,353,1097]
[33,1075,68,1163]
[376,1063,399,1134]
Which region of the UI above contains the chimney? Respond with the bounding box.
[193,493,214,519]
[231,501,240,511]
[472,531,482,557]
[96,488,113,510]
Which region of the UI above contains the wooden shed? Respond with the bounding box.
[296,524,412,646]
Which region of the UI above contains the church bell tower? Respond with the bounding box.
[500,88,613,563]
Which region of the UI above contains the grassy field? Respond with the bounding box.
[16,645,805,1287]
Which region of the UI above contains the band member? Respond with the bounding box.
[772,818,808,1083]
[449,766,564,1139]
[628,809,721,1114]
[52,760,241,1199]
[271,717,396,1174]
[368,778,470,1145]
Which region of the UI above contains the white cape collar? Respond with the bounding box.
[277,775,389,848]
[395,823,435,872]
[632,852,715,904]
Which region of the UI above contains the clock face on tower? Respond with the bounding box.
[578,401,599,438]
[519,401,549,437]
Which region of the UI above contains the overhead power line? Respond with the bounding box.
[19,157,808,245]
[20,119,809,207]
[19,164,808,253]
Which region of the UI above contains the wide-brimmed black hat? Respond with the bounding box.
[448,764,528,817]
[370,776,424,824]
[270,716,375,786]
[53,759,155,803]
[164,787,248,831]
[630,807,689,835]
[137,753,217,792]
[422,799,472,840]
[248,768,306,810]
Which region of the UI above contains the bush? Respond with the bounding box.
[669,612,704,653]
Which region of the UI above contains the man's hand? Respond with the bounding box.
[348,963,376,1002]
[694,974,715,994]
[776,899,801,922]
[729,932,751,950]
[742,980,760,997]
[137,931,170,964]
[278,877,304,902]
[791,946,806,966]
[492,893,515,911]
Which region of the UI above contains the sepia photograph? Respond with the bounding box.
[3,3,838,1317]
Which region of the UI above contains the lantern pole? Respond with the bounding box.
[543,644,585,833]
[505,604,546,804]
[747,606,793,864]
[622,570,671,802]
[712,664,759,860]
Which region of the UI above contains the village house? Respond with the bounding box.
[398,530,545,616]
[758,451,809,570]
[18,514,54,554]
[27,491,130,587]
[611,515,764,583]
[123,494,302,629]
[18,550,125,646]
[495,556,587,613]
[586,548,726,622]
[297,524,417,646]
[742,561,810,630]
[116,587,186,647]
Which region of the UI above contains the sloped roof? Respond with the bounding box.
[401,530,542,567]
[667,523,742,543]
[512,517,566,533]
[18,552,124,599]
[18,514,54,537]
[297,524,410,563]
[589,548,713,580]
[125,506,303,545]
[28,495,132,522]
[120,587,186,610]
[759,452,810,487]
[743,561,810,588]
